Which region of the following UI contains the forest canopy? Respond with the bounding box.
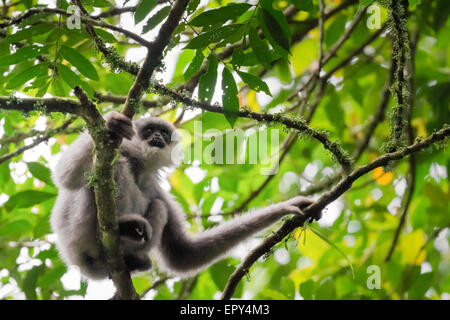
[0,0,449,300]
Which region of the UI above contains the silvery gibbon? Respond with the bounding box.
[51,111,315,279]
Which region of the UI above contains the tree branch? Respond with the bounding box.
[180,0,359,93]
[221,125,450,299]
[72,86,137,300]
[0,7,153,47]
[90,0,170,19]
[0,92,137,299]
[121,0,190,119]
[154,84,353,171]
[385,30,419,262]
[0,117,76,165]
[94,91,163,109]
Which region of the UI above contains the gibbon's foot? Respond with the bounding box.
[119,215,153,272]
[124,251,152,273]
[105,111,136,140]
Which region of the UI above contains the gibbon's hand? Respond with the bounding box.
[279,196,319,220]
[105,111,136,140]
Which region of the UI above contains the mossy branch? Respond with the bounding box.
[152,83,353,172]
[386,0,412,152]
[72,86,137,300]
[221,124,449,300]
[0,90,138,299]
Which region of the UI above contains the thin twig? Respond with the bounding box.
[0,7,153,47]
[0,118,75,164]
[121,0,190,119]
[139,276,170,299]
[154,84,352,171]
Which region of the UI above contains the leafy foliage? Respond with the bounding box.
[0,0,448,300]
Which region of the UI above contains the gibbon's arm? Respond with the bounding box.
[157,196,313,276]
[53,112,135,190]
[53,131,94,190]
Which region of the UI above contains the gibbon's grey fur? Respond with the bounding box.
[51,111,316,279]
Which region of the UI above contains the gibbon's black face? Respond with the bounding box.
[140,123,171,148]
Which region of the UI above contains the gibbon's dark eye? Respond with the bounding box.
[161,130,169,141]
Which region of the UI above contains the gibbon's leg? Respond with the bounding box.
[119,199,168,272]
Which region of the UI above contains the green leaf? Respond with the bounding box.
[258,289,288,300]
[27,162,54,186]
[222,67,239,128]
[248,27,272,68]
[409,0,421,9]
[190,3,252,27]
[0,45,41,66]
[4,190,56,211]
[280,277,296,299]
[408,272,433,299]
[142,6,171,34]
[184,49,204,81]
[189,272,218,300]
[50,76,67,97]
[171,49,195,83]
[308,226,355,279]
[316,278,335,300]
[217,25,246,48]
[422,182,447,205]
[198,55,218,104]
[6,62,49,89]
[58,63,94,98]
[185,24,243,49]
[237,70,271,96]
[91,0,112,7]
[6,23,53,43]
[134,0,158,24]
[0,219,34,237]
[275,59,292,84]
[335,276,357,298]
[59,45,99,81]
[324,91,345,133]
[38,264,67,289]
[35,77,51,97]
[21,0,33,8]
[209,259,243,297]
[325,15,347,48]
[359,0,374,6]
[187,0,201,15]
[36,248,58,260]
[299,280,315,300]
[22,265,46,300]
[289,0,314,12]
[257,8,290,56]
